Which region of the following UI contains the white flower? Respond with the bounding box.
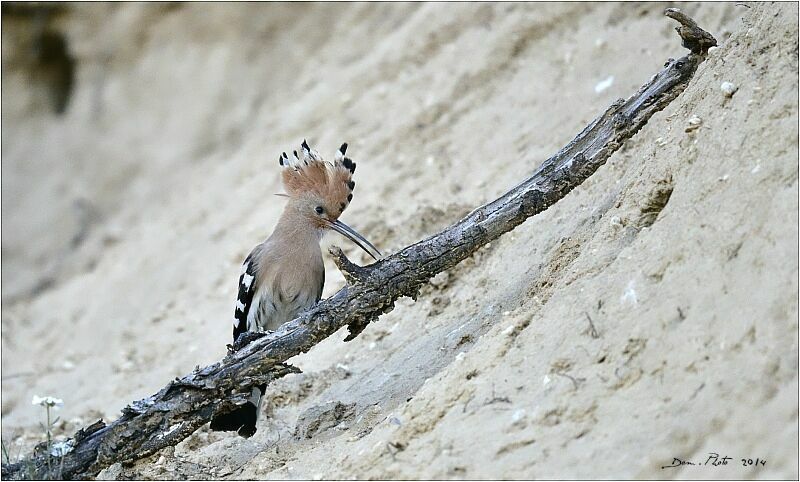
[31,395,64,409]
[49,440,73,457]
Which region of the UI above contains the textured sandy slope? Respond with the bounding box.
[1,2,797,480]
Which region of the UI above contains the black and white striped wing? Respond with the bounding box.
[233,249,259,343]
[212,245,264,437]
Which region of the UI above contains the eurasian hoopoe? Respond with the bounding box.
[209,140,381,438]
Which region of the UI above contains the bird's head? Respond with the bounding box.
[279,140,382,261]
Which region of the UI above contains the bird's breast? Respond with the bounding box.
[249,251,324,332]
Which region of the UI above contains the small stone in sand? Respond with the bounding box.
[685,115,703,132]
[721,81,738,98]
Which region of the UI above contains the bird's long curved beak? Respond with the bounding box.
[327,219,383,261]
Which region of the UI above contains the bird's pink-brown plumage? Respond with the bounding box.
[210,140,372,438]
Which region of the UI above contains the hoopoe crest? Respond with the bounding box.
[277,140,381,259]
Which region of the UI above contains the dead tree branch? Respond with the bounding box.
[2,9,715,480]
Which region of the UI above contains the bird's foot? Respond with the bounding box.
[232,331,271,352]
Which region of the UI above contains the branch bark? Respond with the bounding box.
[2,9,715,480]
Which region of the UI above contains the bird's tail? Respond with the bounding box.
[210,385,265,438]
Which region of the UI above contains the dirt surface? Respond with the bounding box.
[2,2,797,479]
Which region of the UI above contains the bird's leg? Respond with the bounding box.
[231,331,272,352]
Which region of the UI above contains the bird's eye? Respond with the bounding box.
[315,206,324,215]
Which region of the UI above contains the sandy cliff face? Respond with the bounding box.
[2,2,797,479]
